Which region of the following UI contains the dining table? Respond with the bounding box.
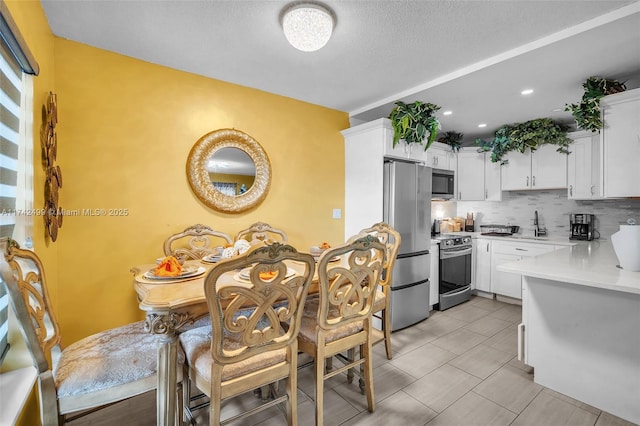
[131,256,319,426]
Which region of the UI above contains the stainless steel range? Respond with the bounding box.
[436,234,472,310]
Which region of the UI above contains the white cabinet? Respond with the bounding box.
[601,88,640,198]
[474,238,492,293]
[426,142,455,171]
[457,150,485,201]
[485,155,502,201]
[491,241,556,299]
[456,149,502,201]
[501,144,567,191]
[567,131,602,200]
[430,241,439,309]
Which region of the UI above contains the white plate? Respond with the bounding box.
[144,266,206,280]
[314,256,340,263]
[202,254,222,263]
[237,267,296,281]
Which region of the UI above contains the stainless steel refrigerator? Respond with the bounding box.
[383,159,432,331]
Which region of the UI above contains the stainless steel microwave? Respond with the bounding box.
[431,168,455,200]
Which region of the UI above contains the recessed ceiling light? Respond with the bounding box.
[551,107,563,112]
[442,110,453,116]
[521,89,534,95]
[478,123,487,128]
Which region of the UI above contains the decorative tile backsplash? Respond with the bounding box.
[438,190,640,239]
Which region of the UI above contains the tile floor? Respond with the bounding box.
[69,296,636,426]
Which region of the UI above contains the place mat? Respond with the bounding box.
[136,266,206,284]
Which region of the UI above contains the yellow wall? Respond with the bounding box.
[53,40,348,343]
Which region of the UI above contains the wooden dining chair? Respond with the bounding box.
[297,236,385,426]
[347,222,401,360]
[0,238,184,425]
[164,224,233,260]
[178,242,315,426]
[235,221,288,245]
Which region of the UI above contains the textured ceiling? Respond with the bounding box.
[41,0,640,141]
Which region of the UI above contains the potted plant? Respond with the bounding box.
[475,118,571,164]
[437,131,464,152]
[565,76,626,132]
[388,101,441,151]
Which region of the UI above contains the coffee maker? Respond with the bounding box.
[570,214,595,240]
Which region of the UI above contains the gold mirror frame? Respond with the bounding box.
[186,129,271,213]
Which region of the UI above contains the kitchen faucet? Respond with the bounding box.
[534,210,547,237]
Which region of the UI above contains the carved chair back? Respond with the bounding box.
[204,242,314,366]
[235,221,288,245]
[1,239,62,375]
[315,236,385,332]
[347,222,401,288]
[163,224,233,260]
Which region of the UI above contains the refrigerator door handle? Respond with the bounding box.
[391,278,429,292]
[397,249,430,259]
[387,161,396,227]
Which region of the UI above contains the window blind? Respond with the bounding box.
[0,0,37,364]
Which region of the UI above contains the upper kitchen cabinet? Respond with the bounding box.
[457,150,485,201]
[600,88,640,198]
[426,142,456,171]
[457,148,502,201]
[567,130,602,200]
[501,144,567,191]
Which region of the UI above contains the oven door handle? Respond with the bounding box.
[443,285,471,297]
[440,247,472,259]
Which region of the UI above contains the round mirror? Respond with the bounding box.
[187,129,271,213]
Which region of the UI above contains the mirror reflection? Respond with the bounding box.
[208,148,256,196]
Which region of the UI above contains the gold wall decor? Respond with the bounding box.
[42,92,63,241]
[186,129,271,213]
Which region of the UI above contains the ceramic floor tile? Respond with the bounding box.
[507,355,534,374]
[463,314,512,337]
[467,295,506,312]
[595,411,638,426]
[440,303,492,323]
[511,388,599,426]
[488,303,523,323]
[390,342,458,379]
[333,361,417,410]
[541,388,601,416]
[340,390,437,426]
[483,323,519,356]
[296,387,361,426]
[448,344,513,380]
[425,391,517,426]
[430,327,488,355]
[390,313,466,355]
[403,364,481,413]
[473,365,543,414]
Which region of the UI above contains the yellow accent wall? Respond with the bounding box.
[54,41,348,343]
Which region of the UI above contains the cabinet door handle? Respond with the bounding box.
[590,185,595,195]
[532,176,536,187]
[485,189,488,199]
[459,192,462,199]
[569,185,573,196]
[526,176,529,187]
[486,244,489,252]
[515,248,528,251]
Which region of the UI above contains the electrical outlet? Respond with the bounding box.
[332,208,341,219]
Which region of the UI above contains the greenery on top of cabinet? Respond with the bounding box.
[475,118,571,165]
[565,76,626,133]
[388,101,441,151]
[437,131,464,152]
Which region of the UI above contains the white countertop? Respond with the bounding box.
[497,240,640,295]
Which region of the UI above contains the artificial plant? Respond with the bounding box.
[475,118,571,164]
[388,101,441,151]
[437,131,464,152]
[565,76,626,132]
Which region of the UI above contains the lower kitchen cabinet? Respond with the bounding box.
[474,238,492,293]
[491,240,556,299]
[429,241,439,309]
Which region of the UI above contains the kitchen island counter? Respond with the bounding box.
[497,240,640,294]
[499,240,640,424]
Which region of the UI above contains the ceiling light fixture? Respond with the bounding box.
[521,89,534,95]
[281,2,335,52]
[442,110,453,116]
[478,123,487,128]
